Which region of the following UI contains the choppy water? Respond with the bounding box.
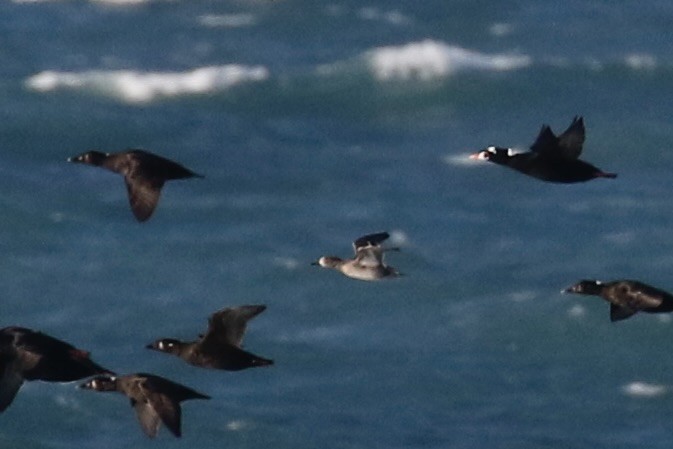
[3,0,673,447]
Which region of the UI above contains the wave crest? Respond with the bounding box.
[366,40,531,81]
[622,381,667,398]
[25,65,269,104]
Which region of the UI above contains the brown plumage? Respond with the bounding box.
[0,326,112,412]
[68,149,203,222]
[81,373,209,438]
[146,305,273,371]
[563,279,673,321]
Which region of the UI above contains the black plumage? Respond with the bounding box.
[0,326,112,412]
[146,305,273,371]
[68,149,203,222]
[81,373,209,438]
[563,279,673,321]
[470,116,616,183]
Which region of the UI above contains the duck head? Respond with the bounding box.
[146,338,183,355]
[80,375,118,392]
[469,146,516,164]
[563,279,604,295]
[312,256,343,269]
[67,150,109,166]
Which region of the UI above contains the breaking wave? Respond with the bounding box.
[622,382,667,398]
[365,40,532,81]
[25,65,269,104]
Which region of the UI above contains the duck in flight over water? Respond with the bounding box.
[146,305,273,371]
[0,326,112,412]
[81,373,210,438]
[470,116,616,183]
[563,279,673,322]
[68,149,203,222]
[312,232,401,281]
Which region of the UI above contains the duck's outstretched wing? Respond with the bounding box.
[352,232,391,267]
[557,116,585,159]
[132,397,164,438]
[353,232,390,253]
[124,176,164,222]
[134,374,208,438]
[202,305,267,348]
[0,357,23,413]
[529,125,559,156]
[610,304,637,322]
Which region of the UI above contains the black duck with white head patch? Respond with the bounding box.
[563,279,673,321]
[0,326,112,412]
[312,231,401,281]
[80,373,210,438]
[68,149,203,222]
[470,116,616,183]
[146,305,273,371]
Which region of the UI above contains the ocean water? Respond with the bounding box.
[2,0,673,447]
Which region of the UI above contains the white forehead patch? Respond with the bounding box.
[486,146,497,153]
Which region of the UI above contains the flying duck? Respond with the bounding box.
[470,116,616,183]
[146,305,273,371]
[0,326,112,412]
[80,373,209,438]
[563,279,673,321]
[67,149,203,222]
[312,232,401,281]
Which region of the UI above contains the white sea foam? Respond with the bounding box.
[489,23,514,37]
[25,65,269,104]
[386,229,407,246]
[367,40,531,81]
[567,304,586,319]
[624,53,657,70]
[622,382,667,398]
[199,13,256,28]
[226,420,252,431]
[273,256,300,270]
[356,7,411,25]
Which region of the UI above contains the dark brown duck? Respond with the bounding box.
[68,149,203,222]
[470,116,616,183]
[81,373,209,438]
[563,279,673,321]
[146,305,273,371]
[0,326,112,412]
